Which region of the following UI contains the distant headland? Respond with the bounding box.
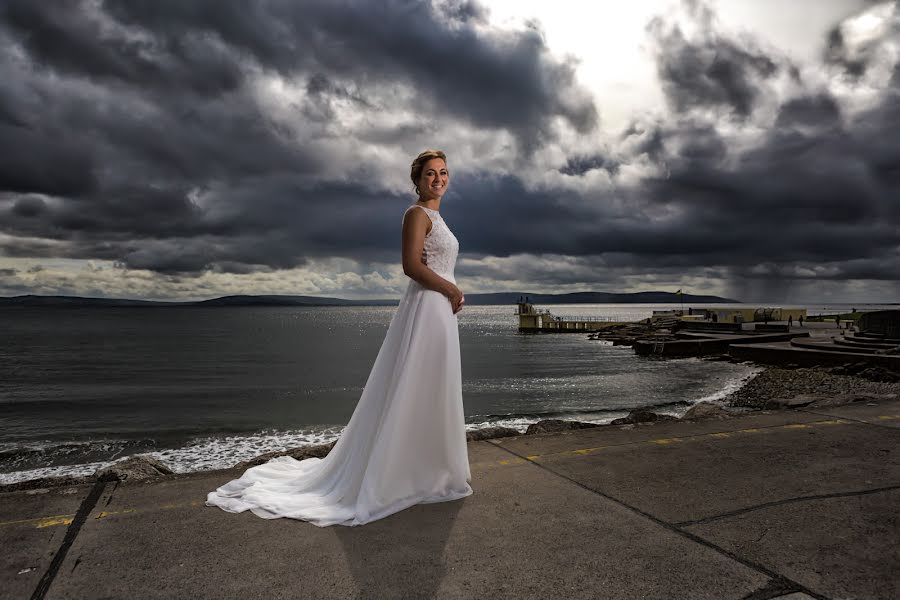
[0,291,739,307]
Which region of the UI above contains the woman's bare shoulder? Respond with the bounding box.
[402,205,432,232]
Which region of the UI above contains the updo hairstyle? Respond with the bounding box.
[410,149,447,195]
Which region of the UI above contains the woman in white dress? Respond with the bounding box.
[206,149,473,527]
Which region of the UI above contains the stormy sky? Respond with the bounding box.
[0,0,898,303]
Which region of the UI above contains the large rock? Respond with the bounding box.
[831,363,900,382]
[763,394,820,409]
[611,409,677,426]
[466,427,520,442]
[858,366,900,382]
[761,392,898,409]
[237,441,337,469]
[0,474,94,493]
[525,419,601,435]
[95,455,174,482]
[807,392,899,408]
[682,402,731,420]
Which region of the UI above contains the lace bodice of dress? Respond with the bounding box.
[403,205,459,282]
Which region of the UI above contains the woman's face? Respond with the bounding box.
[418,158,449,200]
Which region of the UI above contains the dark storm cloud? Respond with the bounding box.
[447,1,900,295]
[617,2,900,297]
[825,28,869,77]
[12,196,47,218]
[0,0,598,274]
[647,2,785,118]
[0,125,97,196]
[824,3,900,79]
[1,0,245,97]
[0,0,897,300]
[100,0,597,141]
[558,154,620,176]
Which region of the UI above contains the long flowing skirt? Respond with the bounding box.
[205,280,473,527]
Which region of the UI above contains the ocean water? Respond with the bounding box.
[1,302,886,484]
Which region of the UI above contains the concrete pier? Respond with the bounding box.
[516,301,633,332]
[3,399,898,599]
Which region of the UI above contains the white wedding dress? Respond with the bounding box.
[206,204,473,526]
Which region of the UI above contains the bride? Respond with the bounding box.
[206,149,473,526]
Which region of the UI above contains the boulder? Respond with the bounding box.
[466,427,520,442]
[763,394,820,409]
[237,441,337,469]
[610,409,677,425]
[95,455,174,482]
[682,402,731,420]
[808,392,899,407]
[525,419,601,435]
[858,366,900,382]
[0,474,94,493]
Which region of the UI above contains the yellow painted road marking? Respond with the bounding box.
[0,499,208,530]
[7,415,893,529]
[491,417,863,464]
[36,516,74,528]
[0,513,76,528]
[96,509,136,520]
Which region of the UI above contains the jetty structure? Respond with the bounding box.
[516,300,808,335]
[515,300,634,332]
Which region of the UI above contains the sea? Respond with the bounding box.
[0,302,890,485]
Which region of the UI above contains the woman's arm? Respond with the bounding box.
[401,208,464,312]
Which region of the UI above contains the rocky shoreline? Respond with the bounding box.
[4,362,899,495]
[0,402,731,494]
[721,364,900,409]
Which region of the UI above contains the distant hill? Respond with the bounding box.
[193,294,396,307]
[463,291,739,305]
[0,291,739,307]
[0,294,396,307]
[0,295,177,307]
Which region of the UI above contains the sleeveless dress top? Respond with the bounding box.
[206,204,472,526]
[415,205,459,281]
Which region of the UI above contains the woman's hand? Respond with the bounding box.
[448,285,465,314]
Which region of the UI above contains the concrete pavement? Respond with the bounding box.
[3,400,899,599]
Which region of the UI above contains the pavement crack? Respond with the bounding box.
[674,484,900,527]
[30,475,114,600]
[488,441,830,600]
[740,577,802,600]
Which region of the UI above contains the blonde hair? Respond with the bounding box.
[410,149,447,194]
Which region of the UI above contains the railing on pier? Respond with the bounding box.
[517,301,638,332]
[547,315,625,322]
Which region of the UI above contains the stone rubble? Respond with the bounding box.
[722,366,900,409]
